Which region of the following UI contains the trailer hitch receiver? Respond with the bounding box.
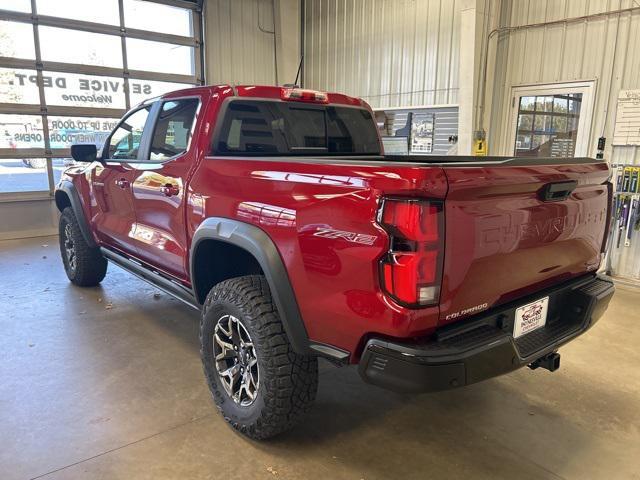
[529,352,561,372]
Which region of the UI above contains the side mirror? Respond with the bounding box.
[70,144,98,163]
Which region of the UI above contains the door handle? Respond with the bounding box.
[539,180,578,202]
[115,178,129,189]
[160,184,180,197]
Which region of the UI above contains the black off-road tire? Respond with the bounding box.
[200,275,318,440]
[59,207,107,286]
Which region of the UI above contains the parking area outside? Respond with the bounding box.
[0,158,70,193]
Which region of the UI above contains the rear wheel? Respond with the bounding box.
[59,207,107,286]
[200,275,318,440]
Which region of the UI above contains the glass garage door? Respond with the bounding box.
[0,0,203,196]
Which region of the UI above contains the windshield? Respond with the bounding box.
[214,100,380,156]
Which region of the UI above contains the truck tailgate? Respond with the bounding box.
[439,159,611,326]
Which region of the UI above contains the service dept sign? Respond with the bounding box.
[1,69,170,109]
[0,69,187,150]
[11,72,153,107]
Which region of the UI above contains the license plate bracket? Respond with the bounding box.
[513,297,549,339]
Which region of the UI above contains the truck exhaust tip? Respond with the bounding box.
[529,352,561,372]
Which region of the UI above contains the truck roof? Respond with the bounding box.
[156,84,369,108]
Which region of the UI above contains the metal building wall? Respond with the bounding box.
[303,0,461,108]
[488,0,640,280]
[489,0,640,157]
[204,0,277,85]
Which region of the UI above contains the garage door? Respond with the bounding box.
[0,0,202,196]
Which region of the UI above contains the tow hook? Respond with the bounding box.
[529,352,561,372]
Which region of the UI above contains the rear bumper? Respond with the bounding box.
[358,274,615,393]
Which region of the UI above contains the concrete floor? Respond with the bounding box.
[1,235,639,480]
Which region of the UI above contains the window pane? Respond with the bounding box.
[287,108,326,148]
[0,159,49,193]
[0,114,45,149]
[0,68,40,104]
[534,114,551,132]
[569,116,580,131]
[129,79,193,106]
[37,0,119,25]
[0,20,35,59]
[43,72,126,109]
[535,96,553,112]
[39,27,122,68]
[327,107,377,152]
[124,0,193,36]
[126,38,194,75]
[517,114,533,131]
[515,134,531,151]
[552,116,568,133]
[532,134,550,149]
[48,117,120,150]
[569,95,582,114]
[149,99,198,160]
[519,96,535,112]
[216,101,380,155]
[515,92,583,158]
[553,97,569,113]
[108,106,151,160]
[1,0,31,12]
[51,158,68,186]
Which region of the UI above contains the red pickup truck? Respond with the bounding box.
[55,85,615,439]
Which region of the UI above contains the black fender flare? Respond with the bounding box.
[55,180,97,248]
[190,217,310,355]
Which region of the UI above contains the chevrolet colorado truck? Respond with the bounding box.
[55,85,615,439]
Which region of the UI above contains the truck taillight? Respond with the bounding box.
[378,198,444,307]
[281,88,329,103]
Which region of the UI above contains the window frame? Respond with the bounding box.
[0,0,203,199]
[145,96,201,163]
[103,95,202,164]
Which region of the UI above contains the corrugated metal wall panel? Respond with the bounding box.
[205,0,276,85]
[489,0,640,280]
[491,0,640,155]
[303,0,461,108]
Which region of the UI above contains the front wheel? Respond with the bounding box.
[200,275,318,440]
[59,207,107,286]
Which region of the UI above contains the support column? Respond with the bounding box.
[273,0,302,86]
[457,0,493,155]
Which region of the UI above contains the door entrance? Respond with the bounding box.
[508,82,596,158]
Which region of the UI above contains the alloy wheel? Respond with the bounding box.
[63,222,76,272]
[213,314,259,406]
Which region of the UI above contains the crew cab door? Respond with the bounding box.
[128,96,202,281]
[92,105,152,254]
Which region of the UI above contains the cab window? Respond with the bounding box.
[149,99,199,161]
[107,106,151,160]
[214,100,380,156]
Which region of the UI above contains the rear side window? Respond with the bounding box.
[214,100,380,156]
[149,98,199,161]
